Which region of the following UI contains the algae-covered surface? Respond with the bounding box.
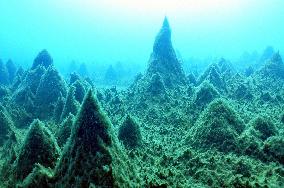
[0,16,284,188]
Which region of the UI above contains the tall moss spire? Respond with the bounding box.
[54,90,137,187]
[145,17,187,89]
[153,16,173,59]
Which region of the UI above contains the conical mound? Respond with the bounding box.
[60,85,79,121]
[6,59,17,83]
[54,90,137,187]
[32,49,53,70]
[145,17,187,88]
[257,52,284,79]
[190,99,245,152]
[118,114,142,149]
[194,81,220,109]
[15,119,60,180]
[36,66,67,119]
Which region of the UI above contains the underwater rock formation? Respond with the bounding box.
[5,59,17,83]
[53,90,137,187]
[0,59,9,86]
[0,105,14,146]
[35,66,67,119]
[251,116,277,141]
[131,17,187,96]
[53,94,65,123]
[31,49,53,70]
[56,113,74,147]
[258,52,284,79]
[193,81,219,109]
[187,72,197,86]
[263,136,284,164]
[60,86,79,121]
[104,64,118,85]
[190,99,245,152]
[20,65,46,94]
[145,17,187,88]
[118,114,142,149]
[253,52,284,94]
[69,72,80,85]
[72,80,86,103]
[197,63,226,91]
[15,119,60,180]
[147,73,166,96]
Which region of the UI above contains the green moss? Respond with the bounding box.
[53,94,65,123]
[56,114,74,147]
[72,80,86,103]
[147,73,166,96]
[263,136,284,164]
[53,90,139,187]
[32,49,53,70]
[60,86,79,121]
[280,112,284,124]
[190,99,245,152]
[0,105,13,146]
[6,59,17,83]
[35,66,67,119]
[251,116,277,141]
[21,65,46,94]
[15,119,60,180]
[118,115,142,149]
[20,164,54,188]
[194,81,219,109]
[144,17,187,89]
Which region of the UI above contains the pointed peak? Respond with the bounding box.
[71,88,112,151]
[162,16,170,29]
[32,49,53,70]
[271,51,282,63]
[16,119,60,180]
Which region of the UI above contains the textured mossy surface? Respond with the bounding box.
[0,18,284,187]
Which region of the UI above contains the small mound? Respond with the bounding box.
[56,114,74,147]
[32,49,53,70]
[118,114,142,149]
[72,80,86,103]
[15,119,60,180]
[250,116,277,140]
[197,63,225,90]
[190,99,245,152]
[263,136,284,164]
[147,73,166,96]
[6,59,17,83]
[194,81,219,109]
